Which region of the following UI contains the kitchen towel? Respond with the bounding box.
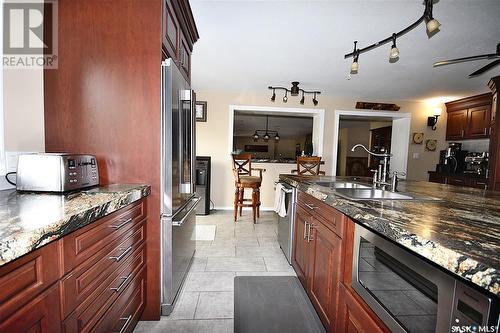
[273,183,287,218]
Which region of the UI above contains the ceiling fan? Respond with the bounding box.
[433,42,500,78]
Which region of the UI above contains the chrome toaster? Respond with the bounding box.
[16,153,99,192]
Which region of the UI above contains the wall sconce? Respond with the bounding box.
[427,107,442,130]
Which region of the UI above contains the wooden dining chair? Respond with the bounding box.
[291,156,325,175]
[232,153,266,223]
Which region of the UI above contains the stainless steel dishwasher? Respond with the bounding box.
[277,182,297,264]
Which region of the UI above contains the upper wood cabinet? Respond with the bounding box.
[445,93,492,140]
[162,0,199,82]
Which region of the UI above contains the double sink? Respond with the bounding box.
[314,181,414,200]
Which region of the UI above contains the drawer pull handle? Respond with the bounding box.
[110,218,133,229]
[304,203,318,210]
[110,246,133,262]
[115,314,132,333]
[111,274,131,293]
[303,221,308,239]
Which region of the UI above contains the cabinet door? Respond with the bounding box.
[466,106,491,138]
[292,205,311,287]
[162,0,179,60]
[428,172,446,184]
[179,32,191,82]
[336,284,385,333]
[308,219,342,331]
[0,285,61,333]
[447,176,466,187]
[446,110,467,140]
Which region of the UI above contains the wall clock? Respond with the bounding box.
[412,132,424,144]
[425,139,437,151]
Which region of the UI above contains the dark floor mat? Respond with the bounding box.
[234,276,327,333]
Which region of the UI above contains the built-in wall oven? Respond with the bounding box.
[352,224,499,333]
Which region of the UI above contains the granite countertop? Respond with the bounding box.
[0,184,151,267]
[280,174,500,297]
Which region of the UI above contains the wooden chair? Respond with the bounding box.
[291,156,325,176]
[232,153,265,223]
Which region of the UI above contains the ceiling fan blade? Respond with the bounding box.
[433,54,498,67]
[469,59,500,77]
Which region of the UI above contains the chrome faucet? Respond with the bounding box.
[351,144,393,189]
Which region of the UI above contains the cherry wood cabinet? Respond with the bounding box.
[428,171,488,190]
[336,284,385,333]
[0,200,147,333]
[488,76,500,191]
[445,93,492,140]
[292,192,345,332]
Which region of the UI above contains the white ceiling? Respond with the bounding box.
[190,0,500,102]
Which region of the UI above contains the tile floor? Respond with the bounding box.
[134,210,296,333]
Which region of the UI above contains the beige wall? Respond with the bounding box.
[3,68,45,152]
[196,91,448,209]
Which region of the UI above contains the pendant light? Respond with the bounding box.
[389,33,400,60]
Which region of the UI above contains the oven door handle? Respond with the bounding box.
[173,197,200,227]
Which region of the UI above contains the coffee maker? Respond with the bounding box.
[436,142,467,173]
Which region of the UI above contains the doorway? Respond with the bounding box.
[332,110,411,178]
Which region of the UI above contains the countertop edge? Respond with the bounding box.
[0,184,151,268]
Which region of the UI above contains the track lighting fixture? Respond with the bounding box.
[344,0,440,72]
[252,116,280,142]
[268,82,321,105]
[312,93,318,106]
[389,33,399,60]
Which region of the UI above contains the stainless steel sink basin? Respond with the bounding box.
[334,188,414,200]
[315,181,371,189]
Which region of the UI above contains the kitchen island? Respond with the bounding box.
[280,174,499,332]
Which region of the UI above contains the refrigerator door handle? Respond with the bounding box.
[173,197,201,227]
[179,89,194,194]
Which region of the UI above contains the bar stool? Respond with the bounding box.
[232,153,265,223]
[291,156,325,175]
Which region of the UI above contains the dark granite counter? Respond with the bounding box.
[0,184,150,267]
[279,174,500,297]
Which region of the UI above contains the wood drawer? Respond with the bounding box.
[60,220,146,319]
[93,266,146,333]
[62,244,145,333]
[297,191,345,238]
[0,241,61,319]
[62,200,145,273]
[0,284,61,333]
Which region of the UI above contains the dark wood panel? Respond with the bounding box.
[446,110,467,140]
[43,0,161,319]
[488,77,500,191]
[0,241,61,319]
[162,0,179,60]
[307,220,342,331]
[465,105,491,138]
[445,92,492,112]
[0,285,61,333]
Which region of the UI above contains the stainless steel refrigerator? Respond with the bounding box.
[161,59,199,315]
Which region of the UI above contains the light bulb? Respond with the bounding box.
[390,46,399,59]
[275,133,280,141]
[263,133,270,141]
[283,95,288,103]
[351,61,358,73]
[426,18,441,33]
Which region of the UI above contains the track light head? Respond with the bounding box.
[271,89,276,102]
[283,91,288,103]
[426,18,441,34]
[389,33,399,60]
[312,93,318,106]
[351,57,359,74]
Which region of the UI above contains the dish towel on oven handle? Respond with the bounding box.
[273,183,287,218]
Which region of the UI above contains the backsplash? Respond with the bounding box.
[451,139,490,152]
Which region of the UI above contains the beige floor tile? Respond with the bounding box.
[235,246,284,257]
[165,292,199,320]
[205,257,266,271]
[263,256,295,272]
[189,257,208,271]
[194,292,234,319]
[134,319,233,333]
[184,272,236,292]
[194,245,236,257]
